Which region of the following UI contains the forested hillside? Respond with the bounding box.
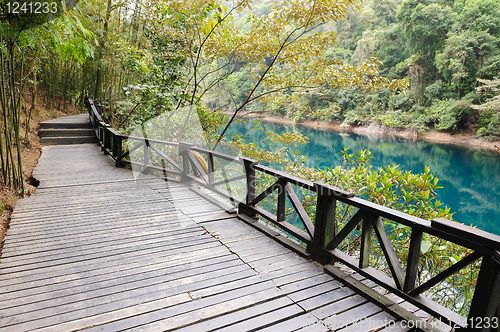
[210,0,500,139]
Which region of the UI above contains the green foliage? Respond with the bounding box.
[342,109,370,126]
[429,99,473,130]
[286,148,476,312]
[473,78,500,139]
[379,110,412,128]
[210,0,500,138]
[318,149,452,219]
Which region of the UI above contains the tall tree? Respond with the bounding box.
[397,0,456,103]
[123,0,407,149]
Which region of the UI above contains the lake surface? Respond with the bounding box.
[225,119,500,235]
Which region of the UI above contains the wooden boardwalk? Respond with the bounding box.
[0,143,444,331]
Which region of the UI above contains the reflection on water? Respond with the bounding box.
[226,119,500,235]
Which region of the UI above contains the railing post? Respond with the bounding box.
[207,153,214,185]
[458,252,500,331]
[143,140,150,174]
[113,135,123,167]
[99,124,104,149]
[404,229,423,292]
[359,213,373,269]
[179,142,195,182]
[242,158,258,205]
[311,183,337,264]
[92,112,98,138]
[103,124,111,154]
[239,157,259,219]
[277,180,286,222]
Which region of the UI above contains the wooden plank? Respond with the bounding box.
[1,241,223,289]
[324,264,454,332]
[286,182,315,238]
[297,287,357,312]
[323,302,384,330]
[0,246,232,301]
[223,236,281,253]
[268,264,326,287]
[337,311,396,332]
[258,313,322,332]
[371,215,405,290]
[0,259,247,322]
[237,214,311,258]
[432,217,500,251]
[30,270,251,332]
[1,238,219,282]
[309,294,367,320]
[255,164,316,191]
[278,273,336,294]
[189,187,236,213]
[0,252,236,311]
[295,322,330,332]
[238,247,290,262]
[215,305,305,331]
[4,218,195,253]
[8,198,176,224]
[82,284,286,332]
[175,297,297,331]
[1,264,256,331]
[3,217,196,253]
[1,228,207,267]
[2,220,199,259]
[247,252,302,269]
[6,203,181,235]
[287,280,343,303]
[0,233,216,274]
[254,255,311,274]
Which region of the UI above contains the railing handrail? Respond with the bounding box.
[86,98,500,331]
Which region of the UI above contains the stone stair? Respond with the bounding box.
[39,114,97,145]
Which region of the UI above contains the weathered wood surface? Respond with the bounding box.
[0,144,447,331]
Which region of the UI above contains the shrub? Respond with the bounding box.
[430,99,473,130]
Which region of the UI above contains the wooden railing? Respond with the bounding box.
[87,98,500,331]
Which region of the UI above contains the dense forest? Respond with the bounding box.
[210,0,500,139]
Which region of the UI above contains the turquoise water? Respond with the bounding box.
[225,119,500,235]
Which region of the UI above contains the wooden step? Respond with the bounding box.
[39,129,95,138]
[39,114,92,129]
[40,136,98,145]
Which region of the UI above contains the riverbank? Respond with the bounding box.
[233,111,500,154]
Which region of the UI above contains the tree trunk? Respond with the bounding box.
[95,0,113,100]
